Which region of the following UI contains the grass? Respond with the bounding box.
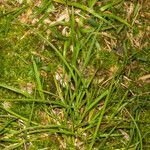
[0,0,150,149]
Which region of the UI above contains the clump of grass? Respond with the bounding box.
[0,0,150,149]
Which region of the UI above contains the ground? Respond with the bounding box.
[0,0,150,149]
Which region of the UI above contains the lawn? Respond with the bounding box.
[0,0,150,149]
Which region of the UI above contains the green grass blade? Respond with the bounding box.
[103,13,130,27]
[53,75,65,102]
[53,0,131,27]
[0,99,67,107]
[83,24,102,70]
[32,57,45,100]
[88,0,98,8]
[109,90,129,121]
[0,106,38,125]
[0,83,32,98]
[100,0,123,11]
[32,30,77,84]
[89,80,114,149]
[52,0,115,28]
[125,108,143,150]
[3,141,24,150]
[81,90,108,122]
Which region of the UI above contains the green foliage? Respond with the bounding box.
[0,0,149,149]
